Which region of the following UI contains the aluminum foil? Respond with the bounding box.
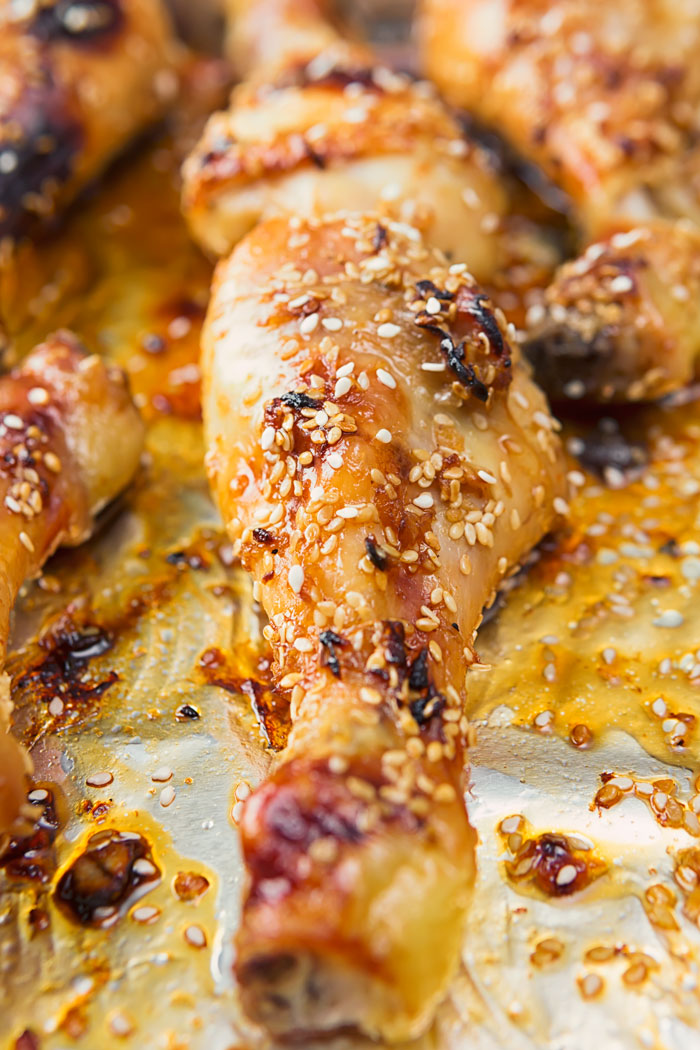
[3,22,700,1050]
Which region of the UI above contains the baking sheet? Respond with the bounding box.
[3,28,700,1050]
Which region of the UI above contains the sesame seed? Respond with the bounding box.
[376,368,396,389]
[336,362,354,378]
[653,610,684,628]
[86,771,113,788]
[132,905,160,924]
[425,297,442,315]
[610,274,633,294]
[477,470,497,484]
[4,414,23,430]
[553,497,570,515]
[288,564,304,593]
[413,493,434,509]
[334,376,352,398]
[151,766,173,782]
[300,313,319,335]
[357,371,369,390]
[261,425,276,451]
[48,697,64,716]
[337,507,358,518]
[322,318,343,331]
[328,452,343,469]
[159,785,176,807]
[651,698,667,718]
[28,387,49,406]
[19,531,34,552]
[556,864,578,886]
[184,924,207,948]
[288,293,310,308]
[377,323,401,339]
[375,428,392,443]
[44,452,61,473]
[421,361,446,372]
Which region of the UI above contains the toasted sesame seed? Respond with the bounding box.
[322,317,343,331]
[288,565,304,593]
[653,610,684,628]
[425,297,442,315]
[336,362,354,378]
[132,905,160,924]
[28,387,49,406]
[421,361,446,372]
[377,323,401,339]
[4,414,23,430]
[86,771,113,788]
[159,786,176,807]
[610,274,633,294]
[19,531,34,552]
[299,313,319,335]
[151,766,173,782]
[553,497,570,515]
[184,924,207,948]
[556,864,578,886]
[413,493,434,509]
[375,428,392,443]
[44,452,61,473]
[477,470,497,484]
[376,368,396,389]
[261,425,276,451]
[334,376,352,398]
[357,371,369,390]
[328,452,343,469]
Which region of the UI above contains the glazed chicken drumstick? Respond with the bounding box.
[419,0,700,403]
[0,332,144,846]
[203,213,567,1040]
[182,0,518,284]
[0,0,179,243]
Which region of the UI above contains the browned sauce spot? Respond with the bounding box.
[0,787,60,883]
[173,870,210,902]
[199,646,290,751]
[506,831,606,897]
[54,829,160,927]
[28,906,50,935]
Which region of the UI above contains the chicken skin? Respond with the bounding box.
[202,213,567,1040]
[182,0,515,283]
[420,0,700,403]
[0,0,179,243]
[0,331,144,845]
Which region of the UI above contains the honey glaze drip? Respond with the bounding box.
[0,785,61,883]
[499,816,607,897]
[54,829,160,927]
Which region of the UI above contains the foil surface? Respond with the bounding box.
[2,44,700,1050]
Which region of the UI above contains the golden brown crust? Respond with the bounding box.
[525,222,700,402]
[0,331,144,841]
[0,0,180,242]
[182,55,510,277]
[202,212,567,1040]
[419,0,700,235]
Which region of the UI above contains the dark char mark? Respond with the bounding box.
[279,391,322,411]
[319,629,346,678]
[30,1,123,46]
[0,83,82,240]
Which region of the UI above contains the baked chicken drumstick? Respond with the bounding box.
[182,0,515,283]
[0,0,179,243]
[420,0,700,403]
[0,332,143,846]
[203,213,567,1040]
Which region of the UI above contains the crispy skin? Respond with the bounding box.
[0,331,144,843]
[202,213,567,1040]
[182,0,512,280]
[0,0,179,243]
[525,222,700,402]
[419,0,700,236]
[418,0,700,402]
